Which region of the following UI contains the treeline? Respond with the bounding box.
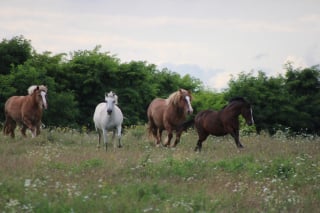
[0,36,319,135]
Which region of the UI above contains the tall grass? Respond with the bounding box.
[0,127,319,212]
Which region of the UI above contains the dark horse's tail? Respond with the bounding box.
[178,118,195,132]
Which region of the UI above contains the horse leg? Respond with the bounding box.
[111,129,117,149]
[36,122,41,136]
[172,129,183,147]
[156,129,163,147]
[116,126,122,148]
[3,119,9,135]
[152,127,159,145]
[163,131,173,147]
[230,130,244,148]
[21,125,28,137]
[4,118,16,138]
[97,129,102,149]
[30,126,37,138]
[148,121,159,146]
[102,129,108,151]
[195,133,209,152]
[22,118,37,137]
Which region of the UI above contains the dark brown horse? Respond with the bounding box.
[147,89,193,147]
[180,97,254,151]
[3,85,48,138]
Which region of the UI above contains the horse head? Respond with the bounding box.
[167,89,193,115]
[29,85,48,109]
[178,89,193,115]
[105,91,117,115]
[236,98,254,126]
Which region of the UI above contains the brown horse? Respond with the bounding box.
[3,85,48,138]
[147,89,193,147]
[180,97,254,152]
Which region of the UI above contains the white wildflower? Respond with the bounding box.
[24,179,31,187]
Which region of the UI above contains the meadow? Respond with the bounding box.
[0,126,319,213]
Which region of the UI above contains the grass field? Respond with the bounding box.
[0,126,319,212]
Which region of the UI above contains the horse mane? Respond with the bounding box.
[106,91,118,105]
[222,97,248,109]
[166,89,187,106]
[229,97,247,103]
[28,85,48,95]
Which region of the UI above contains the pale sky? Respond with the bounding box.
[1,0,320,90]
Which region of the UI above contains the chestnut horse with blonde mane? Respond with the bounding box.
[3,85,48,138]
[147,89,193,147]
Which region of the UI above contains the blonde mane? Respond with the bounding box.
[166,89,189,106]
[28,85,48,95]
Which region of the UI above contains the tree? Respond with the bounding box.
[284,65,320,134]
[192,90,226,114]
[0,35,32,75]
[225,71,289,134]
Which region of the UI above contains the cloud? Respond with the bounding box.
[159,63,231,91]
[1,0,320,91]
[305,44,320,66]
[253,53,268,60]
[207,71,233,91]
[284,55,308,69]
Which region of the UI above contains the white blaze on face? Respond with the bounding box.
[105,96,115,115]
[250,107,254,124]
[185,96,193,114]
[41,91,48,109]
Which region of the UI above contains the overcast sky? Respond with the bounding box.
[1,0,319,90]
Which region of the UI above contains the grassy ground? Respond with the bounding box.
[0,126,319,212]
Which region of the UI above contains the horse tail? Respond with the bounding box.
[3,119,11,135]
[147,120,157,138]
[178,118,195,132]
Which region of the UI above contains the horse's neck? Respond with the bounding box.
[223,103,242,118]
[168,103,185,118]
[29,95,43,110]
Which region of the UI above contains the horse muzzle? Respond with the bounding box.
[107,110,112,115]
[43,103,48,110]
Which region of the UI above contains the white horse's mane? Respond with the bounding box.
[28,85,48,95]
[106,91,118,105]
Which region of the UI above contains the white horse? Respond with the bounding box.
[93,91,123,151]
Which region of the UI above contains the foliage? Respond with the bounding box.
[0,35,319,135]
[0,35,32,75]
[225,67,320,135]
[0,39,200,128]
